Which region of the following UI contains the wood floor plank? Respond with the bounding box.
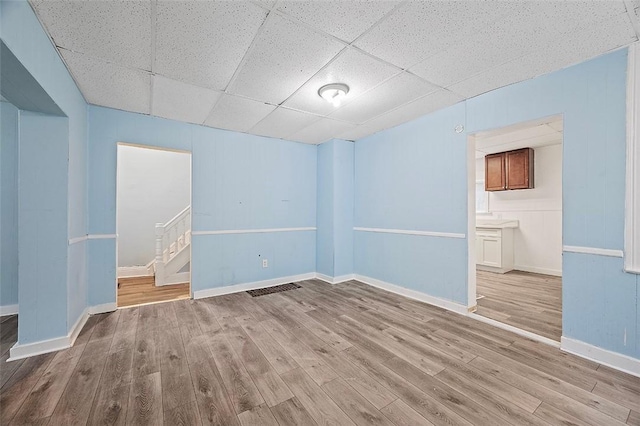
[342,347,474,426]
[208,332,264,414]
[237,403,279,426]
[0,352,54,424]
[628,410,640,425]
[3,278,640,426]
[101,346,135,390]
[380,399,434,426]
[132,327,160,377]
[469,356,629,426]
[236,315,299,375]
[322,377,395,426]
[270,397,317,426]
[280,368,356,426]
[87,383,130,426]
[260,318,338,386]
[90,310,122,342]
[117,276,189,308]
[476,270,562,341]
[10,345,85,424]
[384,356,512,426]
[158,327,196,411]
[223,325,294,407]
[126,371,163,426]
[164,400,202,426]
[48,338,112,425]
[189,358,240,426]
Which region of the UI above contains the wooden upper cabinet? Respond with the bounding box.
[485,148,534,191]
[505,148,534,190]
[485,153,506,191]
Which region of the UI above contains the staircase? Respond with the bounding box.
[148,205,191,286]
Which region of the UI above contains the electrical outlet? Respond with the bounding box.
[262,259,268,268]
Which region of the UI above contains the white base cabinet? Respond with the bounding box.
[476,227,514,273]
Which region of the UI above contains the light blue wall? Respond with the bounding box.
[354,102,468,303]
[316,142,334,277]
[466,48,637,359]
[18,112,69,343]
[88,107,317,303]
[316,139,354,278]
[354,49,638,359]
[1,101,19,308]
[1,0,88,337]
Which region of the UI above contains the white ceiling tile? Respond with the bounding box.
[151,76,221,125]
[329,72,439,124]
[354,1,515,68]
[338,122,385,141]
[288,117,357,144]
[155,1,267,90]
[410,6,559,87]
[31,0,152,70]
[537,0,627,34]
[449,12,637,100]
[228,13,345,104]
[367,89,462,129]
[204,94,276,133]
[338,89,462,141]
[249,107,320,139]
[276,0,400,43]
[61,50,150,114]
[283,48,400,115]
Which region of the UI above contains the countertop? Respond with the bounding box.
[476,219,519,229]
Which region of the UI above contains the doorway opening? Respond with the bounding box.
[468,115,563,343]
[116,143,192,308]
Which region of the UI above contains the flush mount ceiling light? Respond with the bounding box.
[318,83,349,107]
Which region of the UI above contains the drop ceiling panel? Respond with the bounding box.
[152,76,221,125]
[228,13,345,105]
[283,48,400,116]
[249,107,320,139]
[31,0,152,70]
[276,0,400,43]
[288,117,357,144]
[329,72,439,124]
[61,50,151,114]
[155,1,268,90]
[204,94,276,132]
[410,7,559,88]
[537,0,627,34]
[338,89,463,140]
[354,1,515,68]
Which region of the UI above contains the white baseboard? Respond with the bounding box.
[159,272,190,286]
[561,337,640,378]
[9,307,90,361]
[88,302,117,315]
[354,274,469,315]
[69,308,89,346]
[118,266,151,278]
[315,273,355,285]
[0,304,18,316]
[514,264,562,277]
[194,272,316,299]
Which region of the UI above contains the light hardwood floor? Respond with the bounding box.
[476,270,562,341]
[117,275,190,307]
[1,279,639,425]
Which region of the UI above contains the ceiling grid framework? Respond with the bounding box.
[29,0,640,144]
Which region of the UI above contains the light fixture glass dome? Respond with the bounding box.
[318,83,349,107]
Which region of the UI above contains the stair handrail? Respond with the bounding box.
[154,205,191,285]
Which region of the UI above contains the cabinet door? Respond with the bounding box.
[485,153,506,191]
[506,148,534,189]
[479,237,502,267]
